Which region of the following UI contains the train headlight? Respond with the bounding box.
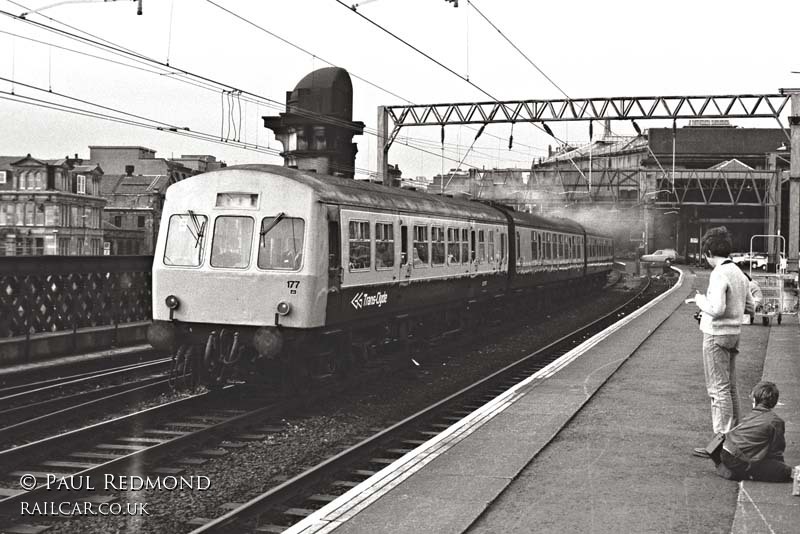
[276,301,291,316]
[165,295,180,310]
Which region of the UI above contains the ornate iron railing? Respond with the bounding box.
[0,256,152,339]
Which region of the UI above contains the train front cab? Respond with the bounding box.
[149,168,328,378]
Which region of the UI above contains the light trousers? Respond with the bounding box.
[702,333,741,434]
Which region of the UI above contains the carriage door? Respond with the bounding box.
[400,223,411,284]
[328,220,342,290]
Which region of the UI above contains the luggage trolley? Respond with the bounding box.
[748,235,799,326]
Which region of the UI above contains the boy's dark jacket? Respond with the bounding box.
[724,406,786,463]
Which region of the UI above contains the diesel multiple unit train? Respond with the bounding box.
[147,164,614,388]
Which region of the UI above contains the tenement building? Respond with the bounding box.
[0,155,104,256]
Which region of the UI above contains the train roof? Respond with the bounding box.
[210,164,593,235]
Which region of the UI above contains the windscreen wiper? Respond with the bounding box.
[259,212,286,245]
[188,210,205,248]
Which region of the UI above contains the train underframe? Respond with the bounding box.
[158,272,609,391]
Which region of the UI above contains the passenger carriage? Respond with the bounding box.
[148,164,614,387]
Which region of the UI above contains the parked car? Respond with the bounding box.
[731,252,787,271]
[640,248,679,263]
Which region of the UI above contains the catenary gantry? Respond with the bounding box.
[376,91,800,271]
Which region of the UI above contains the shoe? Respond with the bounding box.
[693,447,710,458]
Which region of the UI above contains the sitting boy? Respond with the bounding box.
[712,381,793,482]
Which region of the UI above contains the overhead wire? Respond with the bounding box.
[331,0,573,178]
[200,0,540,153]
[468,0,670,186]
[0,7,523,172]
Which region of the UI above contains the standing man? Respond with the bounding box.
[693,226,754,458]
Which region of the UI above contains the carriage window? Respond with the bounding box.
[447,228,460,264]
[478,230,486,263]
[516,232,522,262]
[347,221,370,271]
[461,229,470,263]
[375,222,394,269]
[211,216,254,269]
[258,216,305,270]
[432,226,445,266]
[413,225,429,266]
[164,213,207,267]
[488,230,495,261]
[500,233,507,262]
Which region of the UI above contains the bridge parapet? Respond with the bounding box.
[0,256,152,340]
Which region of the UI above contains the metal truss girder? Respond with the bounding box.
[386,94,790,129]
[656,170,774,206]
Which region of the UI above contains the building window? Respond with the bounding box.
[138,215,145,228]
[114,215,122,228]
[35,204,45,226]
[91,238,101,255]
[0,170,7,184]
[313,126,326,151]
[34,238,44,256]
[58,238,70,255]
[76,174,86,194]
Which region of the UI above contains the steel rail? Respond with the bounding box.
[0,357,170,401]
[0,347,161,393]
[0,376,171,438]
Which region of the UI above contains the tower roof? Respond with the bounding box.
[288,67,354,121]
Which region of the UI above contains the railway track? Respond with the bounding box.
[0,348,419,531]
[0,357,173,444]
[187,276,659,533]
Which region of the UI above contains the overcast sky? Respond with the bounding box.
[0,0,797,178]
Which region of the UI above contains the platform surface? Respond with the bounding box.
[286,269,800,534]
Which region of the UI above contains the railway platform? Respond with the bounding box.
[284,268,800,534]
